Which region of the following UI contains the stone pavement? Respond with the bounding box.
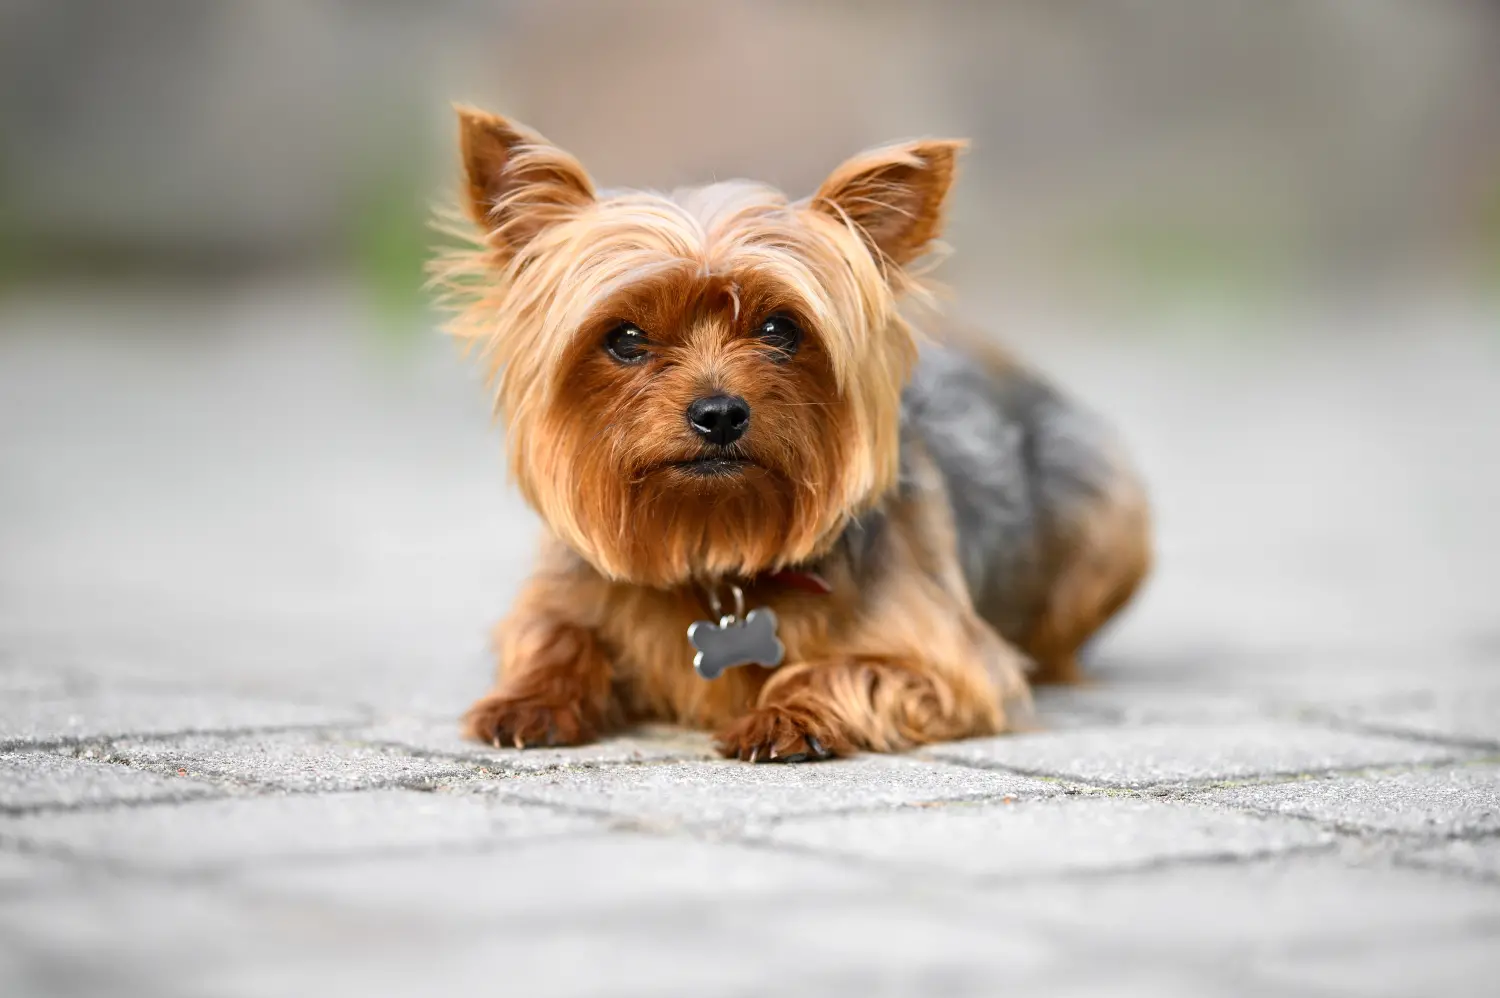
[2,283,1498,997]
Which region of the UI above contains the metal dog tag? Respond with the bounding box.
[688,608,785,680]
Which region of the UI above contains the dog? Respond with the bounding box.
[431,106,1151,762]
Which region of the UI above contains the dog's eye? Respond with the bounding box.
[756,314,802,359]
[604,323,650,365]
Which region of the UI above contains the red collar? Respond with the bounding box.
[764,569,833,595]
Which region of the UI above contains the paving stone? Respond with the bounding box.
[928,721,1468,787]
[7,857,1466,998]
[1315,686,1500,747]
[0,879,359,998]
[0,875,1067,998]
[1400,837,1500,880]
[351,716,717,771]
[1257,931,1500,998]
[0,645,175,699]
[810,963,1252,998]
[1029,684,1265,730]
[96,731,484,792]
[483,756,1060,827]
[0,690,361,748]
[0,789,601,872]
[1199,764,1500,837]
[242,832,877,920]
[0,751,218,812]
[376,898,1059,998]
[0,660,84,698]
[173,938,1232,998]
[0,850,77,894]
[758,797,1332,877]
[211,907,1260,998]
[968,854,1500,955]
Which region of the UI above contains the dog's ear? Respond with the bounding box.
[811,139,966,267]
[456,105,595,254]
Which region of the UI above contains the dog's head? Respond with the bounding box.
[435,107,962,587]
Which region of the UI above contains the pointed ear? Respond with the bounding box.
[811,139,966,266]
[456,105,595,253]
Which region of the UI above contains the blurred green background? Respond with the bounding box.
[2,0,1498,332]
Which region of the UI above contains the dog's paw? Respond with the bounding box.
[462,692,593,749]
[714,706,848,763]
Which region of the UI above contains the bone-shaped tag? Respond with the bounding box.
[688,608,785,680]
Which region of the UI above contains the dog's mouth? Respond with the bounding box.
[671,456,756,477]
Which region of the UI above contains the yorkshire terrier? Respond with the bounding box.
[432,106,1151,763]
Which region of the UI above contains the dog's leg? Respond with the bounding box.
[714,636,1023,762]
[1026,474,1151,684]
[716,573,1031,762]
[712,659,947,761]
[462,574,618,748]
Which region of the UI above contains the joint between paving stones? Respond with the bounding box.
[0,717,374,754]
[342,737,713,776]
[921,750,1494,794]
[1294,712,1500,753]
[711,819,1345,893]
[1206,801,1500,850]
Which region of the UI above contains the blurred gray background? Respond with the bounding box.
[3,0,1499,297]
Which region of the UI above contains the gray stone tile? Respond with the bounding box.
[96,731,483,792]
[929,721,1468,787]
[1199,764,1500,837]
[483,756,1059,827]
[0,879,368,998]
[385,899,1058,998]
[212,908,1260,998]
[0,849,77,894]
[1258,931,1500,998]
[18,857,1484,998]
[0,751,217,811]
[0,660,82,698]
[241,832,876,920]
[1400,837,1500,880]
[1316,686,1500,747]
[0,645,175,699]
[0,875,1066,998]
[969,855,1500,954]
[0,789,600,872]
[1029,684,1265,730]
[0,690,360,748]
[351,716,716,771]
[759,797,1332,877]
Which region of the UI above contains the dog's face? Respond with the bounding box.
[438,108,961,587]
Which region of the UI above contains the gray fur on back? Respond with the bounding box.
[899,341,1124,640]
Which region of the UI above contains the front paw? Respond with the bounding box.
[463,692,593,749]
[715,705,848,764]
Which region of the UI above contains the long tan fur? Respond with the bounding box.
[435,107,1144,761]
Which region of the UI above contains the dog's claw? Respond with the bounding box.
[806,735,826,758]
[512,733,525,750]
[748,746,760,764]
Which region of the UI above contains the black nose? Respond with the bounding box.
[686,394,750,446]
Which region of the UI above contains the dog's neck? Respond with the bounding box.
[691,505,887,600]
